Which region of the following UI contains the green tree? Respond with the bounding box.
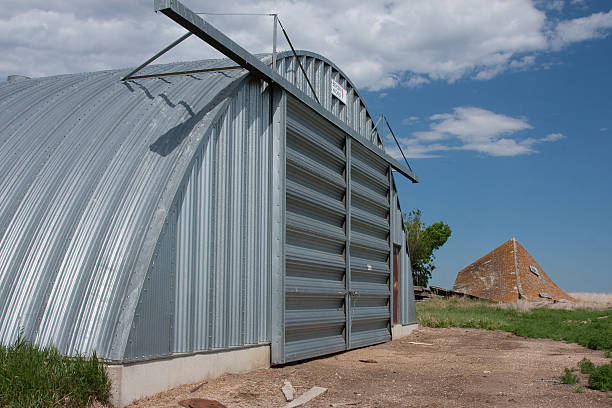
[404,209,451,287]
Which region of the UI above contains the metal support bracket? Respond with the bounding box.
[122,32,192,81]
[153,0,418,182]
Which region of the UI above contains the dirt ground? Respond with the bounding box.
[128,327,612,408]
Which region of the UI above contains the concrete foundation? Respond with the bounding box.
[107,345,271,407]
[392,323,418,339]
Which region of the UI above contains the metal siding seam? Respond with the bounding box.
[345,137,352,350]
[388,167,394,332]
[207,125,218,351]
[217,103,229,348]
[270,86,286,364]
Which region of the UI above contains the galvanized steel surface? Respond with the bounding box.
[281,96,393,363]
[125,78,272,359]
[273,51,382,149]
[400,230,417,325]
[0,48,416,364]
[0,58,248,359]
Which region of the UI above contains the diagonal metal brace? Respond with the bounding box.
[153,0,418,182]
[122,32,192,81]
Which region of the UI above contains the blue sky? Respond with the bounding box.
[1,0,610,292]
[366,3,612,292]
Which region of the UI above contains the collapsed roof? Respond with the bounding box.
[453,238,574,303]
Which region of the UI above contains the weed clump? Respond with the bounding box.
[0,335,110,408]
[579,357,596,374]
[561,368,579,385]
[588,363,612,392]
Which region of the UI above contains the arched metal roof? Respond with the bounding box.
[269,50,385,148]
[0,58,247,357]
[0,49,402,360]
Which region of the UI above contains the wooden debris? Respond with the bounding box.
[285,386,327,408]
[282,380,295,401]
[415,286,481,301]
[430,286,481,300]
[178,398,227,408]
[358,359,378,363]
[406,341,433,346]
[189,382,206,393]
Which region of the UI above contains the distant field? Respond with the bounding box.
[569,293,612,309]
[416,297,612,351]
[416,296,612,392]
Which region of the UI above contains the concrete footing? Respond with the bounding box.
[392,323,419,339]
[107,345,271,407]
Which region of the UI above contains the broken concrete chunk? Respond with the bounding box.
[282,380,295,401]
[285,386,327,408]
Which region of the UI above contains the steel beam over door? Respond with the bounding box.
[279,96,390,363]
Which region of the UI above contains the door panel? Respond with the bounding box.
[349,141,391,348]
[281,97,390,363]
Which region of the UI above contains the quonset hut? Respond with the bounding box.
[0,1,419,405]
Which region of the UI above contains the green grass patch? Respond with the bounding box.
[587,362,612,392]
[0,336,110,408]
[561,368,580,385]
[417,298,612,351]
[579,357,596,374]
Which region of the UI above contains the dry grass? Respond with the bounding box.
[490,293,612,312]
[569,293,612,309]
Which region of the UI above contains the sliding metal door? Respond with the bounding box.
[277,96,391,363]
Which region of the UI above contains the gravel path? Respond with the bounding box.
[128,327,612,408]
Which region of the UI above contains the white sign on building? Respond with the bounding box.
[331,79,347,104]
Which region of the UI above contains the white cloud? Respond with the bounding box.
[403,74,431,88]
[550,9,612,49]
[541,132,566,142]
[542,0,565,12]
[386,107,566,158]
[402,116,420,125]
[0,1,611,89]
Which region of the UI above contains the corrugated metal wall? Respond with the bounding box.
[284,96,347,361]
[391,180,417,325]
[274,51,382,149]
[400,230,417,324]
[280,95,392,363]
[0,60,246,359]
[125,78,271,360]
[0,49,415,364]
[349,142,391,348]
